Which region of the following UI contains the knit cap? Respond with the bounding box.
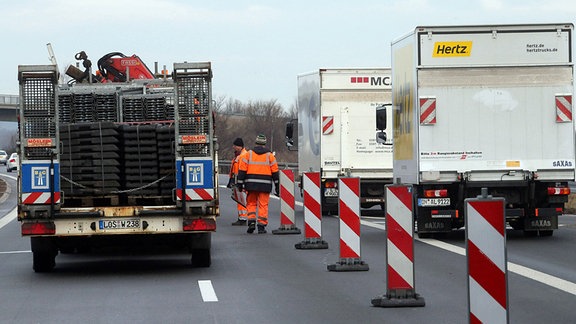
[255,134,267,145]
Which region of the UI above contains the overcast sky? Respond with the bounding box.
[0,0,575,109]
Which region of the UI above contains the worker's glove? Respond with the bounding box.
[274,186,280,197]
[227,178,234,188]
[237,183,244,192]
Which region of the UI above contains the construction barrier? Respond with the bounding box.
[328,177,368,271]
[273,169,301,235]
[372,184,425,307]
[295,172,328,249]
[465,189,508,323]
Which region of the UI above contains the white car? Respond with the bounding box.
[6,153,18,172]
[0,150,7,165]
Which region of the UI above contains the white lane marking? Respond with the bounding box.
[362,221,576,296]
[0,250,31,254]
[0,207,17,230]
[198,280,218,302]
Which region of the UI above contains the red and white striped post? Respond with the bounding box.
[466,189,508,324]
[273,169,301,235]
[328,177,368,271]
[295,172,328,249]
[372,184,425,307]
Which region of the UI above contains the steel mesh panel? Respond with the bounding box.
[23,116,56,138]
[21,78,56,117]
[24,147,54,159]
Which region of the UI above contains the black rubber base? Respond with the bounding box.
[327,261,369,272]
[294,240,329,249]
[371,294,426,307]
[272,226,301,235]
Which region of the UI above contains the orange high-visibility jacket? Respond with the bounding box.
[237,146,279,193]
[229,148,248,180]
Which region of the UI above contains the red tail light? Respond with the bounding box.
[547,187,570,195]
[324,181,337,189]
[424,189,448,197]
[21,221,56,235]
[183,218,216,231]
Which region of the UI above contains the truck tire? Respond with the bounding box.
[191,249,211,268]
[31,237,58,273]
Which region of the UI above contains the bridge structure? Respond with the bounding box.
[0,95,18,122]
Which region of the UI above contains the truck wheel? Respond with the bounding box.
[191,249,211,268]
[31,237,57,273]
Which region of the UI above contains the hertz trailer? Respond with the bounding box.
[17,62,219,272]
[287,68,393,215]
[392,23,574,237]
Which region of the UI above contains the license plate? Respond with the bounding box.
[99,219,141,230]
[324,188,339,197]
[418,198,450,207]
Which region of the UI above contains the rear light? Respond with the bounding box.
[547,187,570,195]
[324,181,338,189]
[183,218,216,231]
[21,221,56,235]
[424,189,448,197]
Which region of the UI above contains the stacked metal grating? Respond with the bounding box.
[157,124,176,196]
[59,122,122,199]
[120,124,159,196]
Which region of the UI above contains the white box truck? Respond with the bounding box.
[392,23,574,237]
[286,68,393,214]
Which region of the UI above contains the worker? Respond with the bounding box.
[228,137,248,226]
[237,134,279,234]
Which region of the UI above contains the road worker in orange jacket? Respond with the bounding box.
[236,134,279,234]
[228,137,248,226]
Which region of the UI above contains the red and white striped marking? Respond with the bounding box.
[466,198,508,324]
[338,177,361,259]
[280,169,296,227]
[419,97,436,125]
[303,172,322,239]
[176,188,215,201]
[22,192,61,204]
[556,94,572,123]
[322,116,334,135]
[386,185,415,290]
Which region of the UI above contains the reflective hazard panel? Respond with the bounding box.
[420,97,436,125]
[556,95,572,123]
[322,116,334,135]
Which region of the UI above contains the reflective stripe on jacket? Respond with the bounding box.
[237,146,279,193]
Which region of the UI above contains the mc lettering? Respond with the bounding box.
[371,76,391,86]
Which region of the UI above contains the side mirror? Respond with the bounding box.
[376,131,387,144]
[285,119,297,151]
[376,105,387,131]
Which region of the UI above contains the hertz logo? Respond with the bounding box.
[432,41,472,57]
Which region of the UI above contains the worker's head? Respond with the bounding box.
[233,137,244,147]
[255,134,267,146]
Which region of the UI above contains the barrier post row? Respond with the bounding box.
[328,177,369,271]
[466,188,508,324]
[372,184,425,307]
[295,172,328,249]
[273,169,301,235]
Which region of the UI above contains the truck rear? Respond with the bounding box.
[17,62,219,272]
[289,68,393,214]
[392,23,574,237]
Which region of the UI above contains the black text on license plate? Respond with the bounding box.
[99,219,141,230]
[418,198,450,207]
[324,188,339,197]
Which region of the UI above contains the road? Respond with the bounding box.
[1,171,575,323]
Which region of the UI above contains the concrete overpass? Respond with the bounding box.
[0,95,18,122]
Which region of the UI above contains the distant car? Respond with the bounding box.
[0,150,7,165]
[6,153,18,172]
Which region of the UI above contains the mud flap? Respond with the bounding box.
[523,208,559,231]
[416,209,456,233]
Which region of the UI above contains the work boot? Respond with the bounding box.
[231,219,247,226]
[247,221,256,234]
[257,225,267,234]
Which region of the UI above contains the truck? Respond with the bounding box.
[17,55,219,272]
[391,23,574,237]
[285,68,393,215]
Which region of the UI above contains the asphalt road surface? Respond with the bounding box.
[1,171,575,323]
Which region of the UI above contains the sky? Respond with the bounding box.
[0,0,575,110]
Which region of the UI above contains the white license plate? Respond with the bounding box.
[99,219,141,230]
[418,198,451,207]
[324,188,339,197]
